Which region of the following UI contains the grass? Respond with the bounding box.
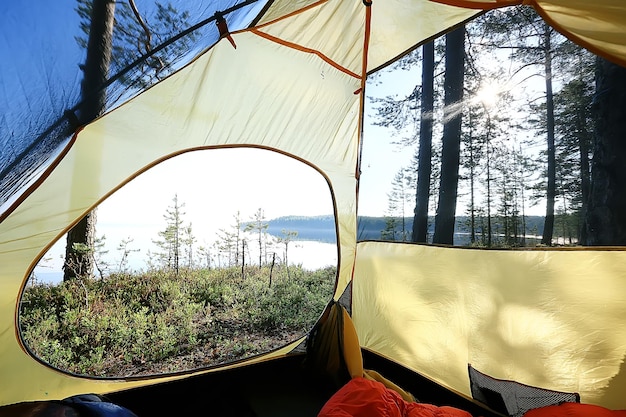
[19,264,336,377]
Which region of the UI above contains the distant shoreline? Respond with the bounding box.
[263,214,548,244]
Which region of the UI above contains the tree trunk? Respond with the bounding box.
[583,58,626,245]
[577,90,592,243]
[64,0,115,281]
[541,24,556,245]
[412,41,435,243]
[433,26,465,245]
[486,139,492,247]
[468,124,476,244]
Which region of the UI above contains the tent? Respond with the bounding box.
[1,0,626,414]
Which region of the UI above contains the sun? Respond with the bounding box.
[473,82,501,108]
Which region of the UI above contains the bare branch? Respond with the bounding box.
[128,0,152,54]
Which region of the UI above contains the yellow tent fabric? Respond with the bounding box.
[353,242,626,409]
[1,0,626,409]
[254,0,480,73]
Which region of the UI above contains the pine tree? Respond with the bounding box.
[478,7,570,245]
[64,0,115,281]
[412,41,435,243]
[152,194,192,274]
[584,58,626,245]
[66,1,197,280]
[217,211,243,267]
[552,51,594,242]
[433,25,465,245]
[276,229,298,278]
[244,208,269,268]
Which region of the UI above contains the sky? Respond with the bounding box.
[34,148,338,278]
[359,65,422,216]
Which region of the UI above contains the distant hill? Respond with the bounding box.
[264,215,337,243]
[254,214,546,246]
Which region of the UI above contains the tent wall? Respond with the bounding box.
[0,30,358,406]
[2,0,626,409]
[353,241,626,409]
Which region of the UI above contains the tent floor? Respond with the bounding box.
[107,350,498,417]
[107,353,336,417]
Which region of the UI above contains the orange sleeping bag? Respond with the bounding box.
[318,377,472,417]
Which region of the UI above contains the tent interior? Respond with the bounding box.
[2,0,626,416]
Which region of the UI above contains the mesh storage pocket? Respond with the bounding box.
[469,365,579,417]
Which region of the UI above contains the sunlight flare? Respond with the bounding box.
[472,82,501,108]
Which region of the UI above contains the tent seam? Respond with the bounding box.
[250,28,361,79]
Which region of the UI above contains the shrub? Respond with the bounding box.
[19,265,336,377]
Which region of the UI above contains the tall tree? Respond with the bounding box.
[384,168,414,241]
[477,8,572,245]
[462,108,480,245]
[368,43,441,244]
[433,26,465,244]
[553,79,593,241]
[65,1,196,280]
[552,46,595,242]
[244,208,269,268]
[64,0,115,281]
[152,194,191,274]
[539,22,557,245]
[412,41,435,243]
[583,59,626,245]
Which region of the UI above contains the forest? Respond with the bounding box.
[365,7,622,248]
